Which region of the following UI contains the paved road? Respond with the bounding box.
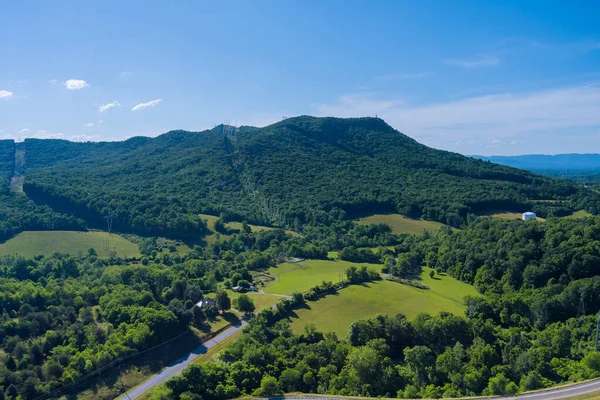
[277,379,600,400]
[118,320,248,400]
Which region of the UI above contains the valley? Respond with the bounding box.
[1,117,600,400]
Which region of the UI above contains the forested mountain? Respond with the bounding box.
[1,116,599,241]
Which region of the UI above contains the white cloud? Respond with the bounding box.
[64,79,90,90]
[70,134,97,142]
[18,128,30,133]
[375,72,433,82]
[49,79,58,84]
[444,56,500,68]
[97,120,104,124]
[490,139,502,144]
[132,98,162,111]
[316,83,600,150]
[98,101,120,112]
[0,90,14,99]
[120,71,133,77]
[84,123,94,127]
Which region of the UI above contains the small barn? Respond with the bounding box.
[522,212,536,221]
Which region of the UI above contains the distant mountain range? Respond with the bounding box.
[472,154,600,173]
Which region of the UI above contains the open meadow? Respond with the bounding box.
[0,231,140,258]
[355,214,448,235]
[263,259,382,295]
[289,267,479,336]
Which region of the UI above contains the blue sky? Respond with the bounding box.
[0,0,599,155]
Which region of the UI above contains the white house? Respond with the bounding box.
[522,212,536,221]
[196,298,216,308]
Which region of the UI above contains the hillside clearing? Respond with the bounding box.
[0,231,140,258]
[263,259,382,296]
[199,214,299,246]
[355,214,448,235]
[289,267,478,336]
[565,210,594,219]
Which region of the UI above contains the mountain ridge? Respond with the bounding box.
[1,116,599,241]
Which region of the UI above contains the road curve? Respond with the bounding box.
[118,320,248,400]
[276,379,600,400]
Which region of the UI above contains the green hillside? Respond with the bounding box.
[0,117,598,242]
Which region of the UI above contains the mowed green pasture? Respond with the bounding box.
[355,214,448,235]
[264,259,382,296]
[0,231,140,258]
[289,267,479,336]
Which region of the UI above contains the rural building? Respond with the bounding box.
[196,298,216,308]
[522,212,536,221]
[231,286,243,292]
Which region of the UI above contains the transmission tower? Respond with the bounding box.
[578,287,586,321]
[103,214,115,256]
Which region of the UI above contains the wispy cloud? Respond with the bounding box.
[120,71,133,77]
[0,90,14,99]
[98,101,120,112]
[375,72,433,82]
[18,128,29,133]
[132,99,162,111]
[71,134,97,142]
[84,123,94,127]
[64,79,90,90]
[444,56,500,68]
[49,79,58,84]
[316,83,600,151]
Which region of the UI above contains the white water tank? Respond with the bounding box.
[522,212,536,221]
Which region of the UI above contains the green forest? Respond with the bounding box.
[1,117,599,242]
[1,117,600,399]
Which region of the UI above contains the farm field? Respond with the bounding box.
[263,259,382,296]
[289,267,479,336]
[355,214,448,235]
[0,231,140,258]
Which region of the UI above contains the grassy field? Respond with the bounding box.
[289,267,478,336]
[0,231,140,258]
[565,210,594,219]
[355,214,448,235]
[263,259,382,296]
[200,214,299,246]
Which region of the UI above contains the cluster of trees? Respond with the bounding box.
[0,140,84,242]
[0,224,307,398]
[157,308,600,399]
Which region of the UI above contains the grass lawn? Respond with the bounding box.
[355,214,448,235]
[264,259,382,296]
[289,267,478,336]
[0,231,140,258]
